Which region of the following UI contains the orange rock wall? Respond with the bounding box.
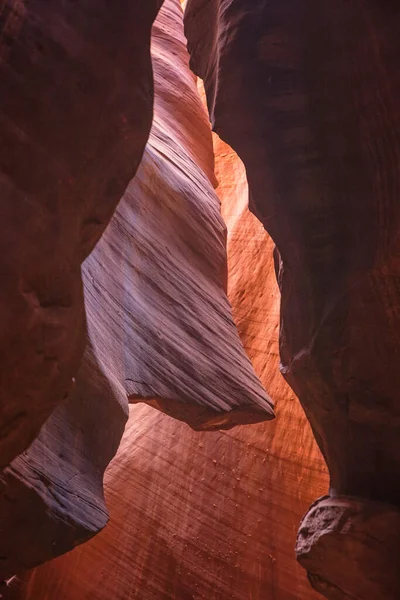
[13,4,328,599]
[15,134,327,600]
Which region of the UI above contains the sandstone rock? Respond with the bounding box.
[11,5,327,594]
[16,398,325,600]
[80,0,274,430]
[296,496,400,600]
[185,2,400,596]
[0,339,127,580]
[0,0,275,584]
[184,0,400,504]
[0,0,162,467]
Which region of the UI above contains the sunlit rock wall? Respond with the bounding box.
[0,0,277,588]
[12,3,328,598]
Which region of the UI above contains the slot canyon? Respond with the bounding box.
[0,0,399,599]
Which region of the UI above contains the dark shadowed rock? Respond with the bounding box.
[184,1,400,597]
[0,339,127,580]
[0,0,162,467]
[296,496,400,600]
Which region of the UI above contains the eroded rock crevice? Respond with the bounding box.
[0,0,399,599]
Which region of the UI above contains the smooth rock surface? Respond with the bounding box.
[185,2,400,596]
[184,0,400,504]
[0,0,276,585]
[18,400,325,600]
[0,0,162,467]
[0,338,128,580]
[13,30,327,600]
[80,0,274,430]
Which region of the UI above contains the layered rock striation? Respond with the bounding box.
[0,0,275,584]
[0,0,162,467]
[11,7,327,597]
[80,0,274,430]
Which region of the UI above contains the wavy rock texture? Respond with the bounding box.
[79,0,274,430]
[185,1,400,597]
[0,339,128,580]
[0,0,276,587]
[0,0,162,467]
[17,400,326,600]
[13,21,328,599]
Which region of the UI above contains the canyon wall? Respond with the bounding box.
[0,0,162,467]
[16,398,326,600]
[0,0,277,589]
[1,0,397,597]
[184,1,400,598]
[10,3,328,598]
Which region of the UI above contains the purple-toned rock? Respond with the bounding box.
[0,0,162,467]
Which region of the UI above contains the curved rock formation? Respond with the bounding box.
[0,0,275,584]
[81,0,274,430]
[12,23,327,599]
[84,0,273,429]
[0,339,128,580]
[184,1,400,597]
[0,0,162,467]
[17,399,325,600]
